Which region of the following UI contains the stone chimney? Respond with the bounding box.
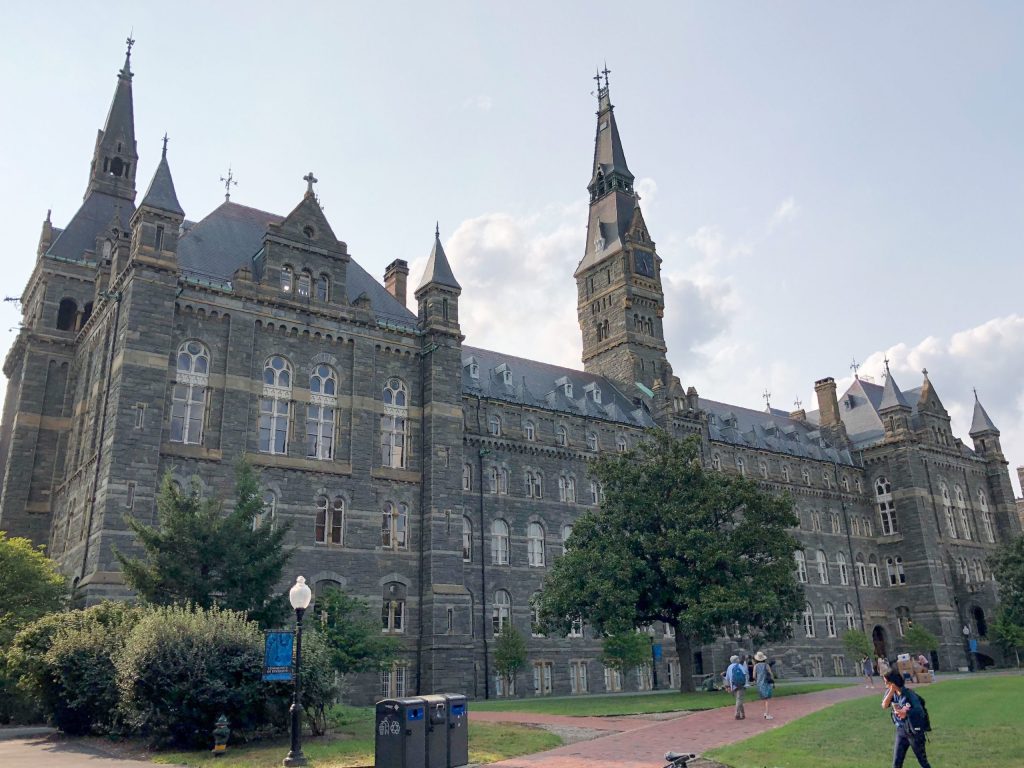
[384,259,409,307]
[814,376,849,446]
[790,408,806,422]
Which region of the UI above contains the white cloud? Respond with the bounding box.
[461,95,493,112]
[768,196,801,231]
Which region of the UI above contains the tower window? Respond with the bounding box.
[154,226,164,252]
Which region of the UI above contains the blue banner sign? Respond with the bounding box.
[263,631,294,681]
[652,643,663,660]
[969,639,978,652]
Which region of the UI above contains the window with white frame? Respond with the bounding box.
[816,550,829,584]
[171,341,209,445]
[255,490,276,530]
[491,519,510,565]
[616,435,628,453]
[380,378,408,468]
[830,513,841,534]
[526,471,543,499]
[844,602,856,631]
[569,617,584,638]
[559,475,576,503]
[869,555,881,587]
[864,517,873,537]
[802,467,811,485]
[531,596,544,637]
[494,673,515,697]
[259,356,293,454]
[314,495,344,545]
[842,475,850,492]
[736,456,746,476]
[382,597,405,633]
[462,516,472,562]
[488,414,502,437]
[561,524,573,554]
[941,484,957,539]
[759,461,768,479]
[524,420,536,441]
[886,556,906,586]
[462,463,472,491]
[978,490,995,543]
[527,523,545,567]
[824,471,833,489]
[795,550,808,583]
[280,264,293,293]
[837,552,849,585]
[297,270,311,298]
[832,655,846,676]
[803,603,815,637]
[811,511,822,532]
[316,273,330,302]
[896,607,911,638]
[855,553,867,586]
[532,662,553,695]
[587,431,598,451]
[306,364,337,459]
[664,622,676,638]
[876,477,898,535]
[570,661,588,694]
[380,663,408,698]
[809,655,823,677]
[603,666,623,692]
[782,465,791,482]
[556,424,568,446]
[381,502,408,549]
[971,559,985,583]
[711,454,721,471]
[852,517,861,537]
[957,557,969,582]
[824,602,837,637]
[635,664,653,691]
[954,486,972,540]
[492,590,511,635]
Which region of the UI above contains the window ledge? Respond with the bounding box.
[372,466,421,483]
[162,443,223,461]
[246,452,352,475]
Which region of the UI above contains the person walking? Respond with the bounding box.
[862,655,876,688]
[881,670,932,768]
[752,651,774,720]
[878,656,891,678]
[725,655,748,720]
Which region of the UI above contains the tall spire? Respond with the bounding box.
[969,389,999,436]
[416,224,460,291]
[879,362,910,411]
[138,135,184,216]
[576,65,639,277]
[86,38,139,201]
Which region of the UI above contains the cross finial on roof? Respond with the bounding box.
[161,133,168,158]
[126,32,135,59]
[883,356,891,375]
[593,67,602,90]
[435,221,440,240]
[762,389,772,411]
[220,165,237,202]
[850,357,860,379]
[922,367,929,379]
[794,396,803,410]
[602,62,611,90]
[303,171,318,195]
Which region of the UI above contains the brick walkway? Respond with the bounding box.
[479,684,880,768]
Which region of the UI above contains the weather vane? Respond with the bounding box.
[793,396,802,410]
[762,389,772,411]
[850,357,860,379]
[220,165,237,202]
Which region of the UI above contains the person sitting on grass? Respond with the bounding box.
[752,651,774,720]
[881,670,932,768]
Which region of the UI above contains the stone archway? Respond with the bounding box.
[872,625,888,659]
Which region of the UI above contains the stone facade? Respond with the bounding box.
[1,52,1020,703]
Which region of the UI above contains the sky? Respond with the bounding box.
[1,2,1022,492]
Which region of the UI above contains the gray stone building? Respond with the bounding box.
[1,50,1020,702]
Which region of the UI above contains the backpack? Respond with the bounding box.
[906,690,932,733]
[729,664,746,687]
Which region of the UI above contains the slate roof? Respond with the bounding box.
[700,398,855,465]
[462,345,656,428]
[969,396,999,435]
[139,151,184,216]
[174,201,416,327]
[416,230,460,291]
[879,370,911,410]
[46,191,134,262]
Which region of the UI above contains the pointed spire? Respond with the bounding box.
[416,224,460,291]
[87,43,138,200]
[139,137,184,216]
[589,65,633,193]
[969,389,999,436]
[879,361,910,411]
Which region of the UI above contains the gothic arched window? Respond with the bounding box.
[314,495,344,545]
[381,501,408,549]
[954,486,972,540]
[978,490,995,543]
[875,477,898,535]
[941,484,957,539]
[836,552,849,585]
[259,355,292,454]
[307,364,337,460]
[824,603,837,637]
[527,523,545,567]
[381,378,408,468]
[492,590,511,635]
[794,551,808,583]
[491,519,510,565]
[802,603,815,637]
[171,340,210,445]
[280,265,294,293]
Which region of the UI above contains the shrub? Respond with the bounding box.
[265,627,338,736]
[116,604,267,748]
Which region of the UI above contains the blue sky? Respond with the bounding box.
[2,2,1022,491]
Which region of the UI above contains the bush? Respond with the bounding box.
[265,627,339,736]
[116,604,266,748]
[7,602,142,734]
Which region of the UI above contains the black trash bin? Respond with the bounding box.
[443,694,469,768]
[421,694,449,768]
[375,697,426,768]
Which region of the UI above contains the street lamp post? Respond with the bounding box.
[284,576,312,767]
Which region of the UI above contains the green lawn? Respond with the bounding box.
[707,675,1024,768]
[471,682,849,716]
[152,705,559,768]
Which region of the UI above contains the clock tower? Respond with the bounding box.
[575,69,670,390]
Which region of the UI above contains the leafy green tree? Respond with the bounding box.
[311,589,401,675]
[902,623,939,653]
[842,629,873,660]
[537,432,803,692]
[600,631,651,672]
[0,532,66,648]
[492,625,527,695]
[989,534,1024,624]
[989,609,1024,667]
[116,463,291,626]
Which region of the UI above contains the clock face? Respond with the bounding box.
[635,250,654,278]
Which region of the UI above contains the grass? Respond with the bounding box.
[471,682,849,716]
[707,675,1024,768]
[152,705,560,768]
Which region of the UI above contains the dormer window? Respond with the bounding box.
[584,382,602,404]
[465,357,480,379]
[555,376,573,398]
[496,363,512,386]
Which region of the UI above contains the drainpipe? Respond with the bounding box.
[833,461,865,631]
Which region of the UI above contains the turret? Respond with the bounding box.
[415,225,461,333]
[129,137,184,266]
[878,361,912,440]
[969,390,1002,459]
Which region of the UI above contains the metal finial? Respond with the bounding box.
[435,221,440,240]
[762,389,772,411]
[161,133,169,157]
[303,171,318,195]
[794,397,803,410]
[220,165,237,202]
[973,387,979,401]
[126,31,135,58]
[601,62,611,90]
[883,356,891,375]
[922,367,929,379]
[850,357,860,379]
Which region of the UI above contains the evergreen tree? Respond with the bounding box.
[537,432,803,691]
[116,462,291,626]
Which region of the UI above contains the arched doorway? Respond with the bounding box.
[872,625,888,659]
[972,606,988,638]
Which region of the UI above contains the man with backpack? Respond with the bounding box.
[881,670,933,768]
[725,654,749,720]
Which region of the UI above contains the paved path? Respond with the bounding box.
[482,684,880,768]
[0,734,155,768]
[471,711,655,732]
